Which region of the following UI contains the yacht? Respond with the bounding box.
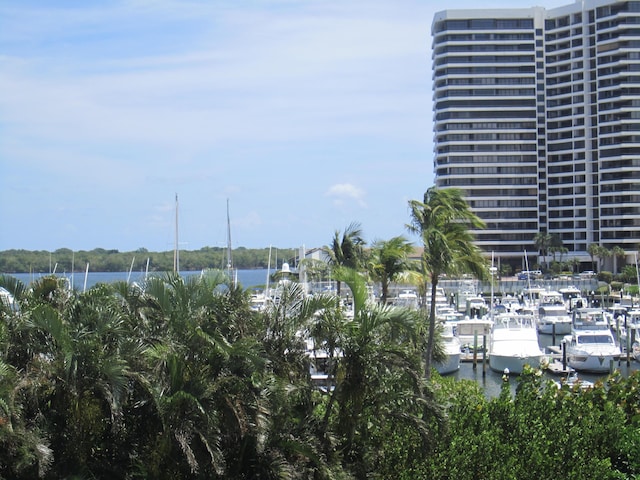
[559,286,586,311]
[395,289,419,309]
[305,339,340,393]
[434,322,461,375]
[613,308,640,353]
[464,295,488,318]
[563,308,621,373]
[426,286,450,312]
[436,305,463,323]
[455,316,493,353]
[489,313,545,374]
[537,300,572,335]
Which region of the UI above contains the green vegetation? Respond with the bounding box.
[0,247,298,274]
[1,188,639,478]
[1,272,639,479]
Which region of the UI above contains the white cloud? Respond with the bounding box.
[326,183,367,208]
[0,0,433,152]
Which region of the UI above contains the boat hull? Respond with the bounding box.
[537,320,571,335]
[567,351,620,373]
[435,353,461,375]
[489,314,544,374]
[489,353,545,375]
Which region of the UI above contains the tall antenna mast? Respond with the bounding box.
[174,193,179,273]
[226,198,232,271]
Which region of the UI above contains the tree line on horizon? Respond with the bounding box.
[0,246,299,274]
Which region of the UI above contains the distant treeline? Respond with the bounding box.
[0,247,300,274]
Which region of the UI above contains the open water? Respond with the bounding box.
[5,269,639,396]
[8,269,271,291]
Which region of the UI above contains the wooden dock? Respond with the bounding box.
[460,351,487,362]
[545,361,574,375]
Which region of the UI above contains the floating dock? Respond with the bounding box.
[545,361,574,375]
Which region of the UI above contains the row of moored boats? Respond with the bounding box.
[392,285,638,377]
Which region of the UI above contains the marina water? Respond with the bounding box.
[10,269,271,292]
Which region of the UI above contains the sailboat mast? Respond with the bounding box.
[226,199,232,271]
[174,193,179,273]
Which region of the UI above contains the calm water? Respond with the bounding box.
[5,269,639,396]
[8,269,271,291]
[451,333,640,397]
[451,357,640,398]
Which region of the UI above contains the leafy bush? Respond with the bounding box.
[598,271,613,284]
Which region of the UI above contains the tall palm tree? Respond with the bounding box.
[533,232,552,270]
[407,187,487,378]
[587,244,610,273]
[366,236,414,305]
[612,246,626,274]
[547,234,564,264]
[587,243,600,272]
[323,222,366,296]
[327,266,444,476]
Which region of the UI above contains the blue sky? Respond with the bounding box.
[0,0,565,252]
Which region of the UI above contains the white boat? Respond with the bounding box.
[614,308,640,355]
[465,295,487,318]
[455,316,493,353]
[395,289,419,309]
[489,313,545,374]
[554,371,594,390]
[436,305,463,322]
[434,322,461,375]
[305,339,339,393]
[249,289,269,311]
[606,304,628,329]
[564,308,621,373]
[500,295,522,314]
[521,286,547,308]
[426,286,450,312]
[457,281,478,306]
[537,303,572,335]
[559,286,586,311]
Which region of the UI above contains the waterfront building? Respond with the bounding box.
[432,0,640,271]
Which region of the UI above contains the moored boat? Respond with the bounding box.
[537,303,572,335]
[395,289,419,309]
[489,313,545,374]
[455,316,493,353]
[559,285,585,311]
[434,322,461,375]
[564,308,621,373]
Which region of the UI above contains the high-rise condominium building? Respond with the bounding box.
[432,0,640,271]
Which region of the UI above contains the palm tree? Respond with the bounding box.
[407,187,487,378]
[323,222,366,296]
[7,283,140,478]
[588,244,610,273]
[612,246,626,274]
[129,271,244,477]
[569,257,581,274]
[587,243,601,273]
[327,266,444,476]
[548,234,564,263]
[533,232,552,270]
[366,236,414,305]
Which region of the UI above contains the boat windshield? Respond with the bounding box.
[573,310,608,330]
[577,334,614,345]
[539,306,568,316]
